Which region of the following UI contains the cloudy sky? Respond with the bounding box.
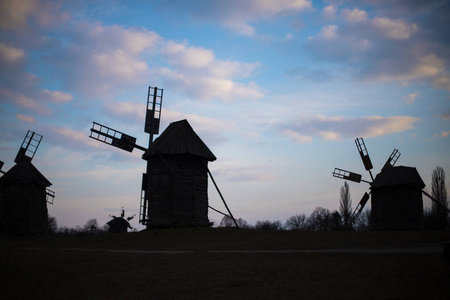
[0,0,449,229]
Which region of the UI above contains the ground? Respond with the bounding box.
[1,229,449,299]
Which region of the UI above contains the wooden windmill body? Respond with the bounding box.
[333,138,433,231]
[90,86,237,229]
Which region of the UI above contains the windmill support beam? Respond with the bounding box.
[422,190,450,214]
[206,167,239,228]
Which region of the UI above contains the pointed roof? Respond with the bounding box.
[143,119,216,161]
[0,160,52,187]
[371,166,425,189]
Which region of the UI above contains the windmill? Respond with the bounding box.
[107,207,135,233]
[333,137,449,230]
[0,130,55,234]
[89,86,238,228]
[332,137,401,225]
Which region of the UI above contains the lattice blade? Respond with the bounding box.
[355,137,373,171]
[145,86,163,134]
[14,131,43,163]
[332,168,362,183]
[89,122,137,152]
[46,188,55,205]
[381,149,401,171]
[350,192,370,224]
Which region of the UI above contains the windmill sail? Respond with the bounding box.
[89,122,146,152]
[332,168,362,183]
[14,131,43,163]
[381,149,400,171]
[355,137,374,181]
[350,192,370,224]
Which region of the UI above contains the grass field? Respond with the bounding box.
[1,229,450,299]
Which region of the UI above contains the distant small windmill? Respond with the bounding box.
[0,130,55,234]
[333,137,447,230]
[89,86,238,228]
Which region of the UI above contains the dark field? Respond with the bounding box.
[1,229,449,299]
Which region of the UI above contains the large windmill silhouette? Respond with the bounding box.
[89,86,238,228]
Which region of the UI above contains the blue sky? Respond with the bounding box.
[0,0,449,229]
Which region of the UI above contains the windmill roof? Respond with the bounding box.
[371,166,425,189]
[107,217,131,227]
[0,160,52,187]
[143,119,216,161]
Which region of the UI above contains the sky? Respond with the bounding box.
[0,0,449,230]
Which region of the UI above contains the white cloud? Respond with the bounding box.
[162,41,215,69]
[50,126,102,150]
[372,17,418,39]
[103,101,146,120]
[41,89,73,103]
[0,43,24,64]
[341,8,368,24]
[440,131,450,138]
[172,0,312,36]
[283,129,313,144]
[431,73,450,92]
[279,115,419,143]
[284,33,294,40]
[316,25,339,40]
[371,53,445,84]
[0,89,52,115]
[16,114,35,124]
[402,92,418,104]
[322,5,337,18]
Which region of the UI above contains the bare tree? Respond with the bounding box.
[219,216,249,228]
[339,181,352,226]
[285,214,307,230]
[254,220,283,230]
[307,207,332,231]
[431,166,448,229]
[83,218,99,234]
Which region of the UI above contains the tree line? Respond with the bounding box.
[49,166,448,234]
[220,166,449,231]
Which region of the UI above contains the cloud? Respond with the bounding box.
[0,0,68,32]
[402,92,418,104]
[304,3,448,91]
[48,126,103,151]
[0,43,24,64]
[341,8,368,24]
[279,115,419,143]
[47,23,161,97]
[0,89,52,115]
[311,24,339,40]
[364,53,445,84]
[16,114,35,124]
[441,111,450,120]
[162,41,215,69]
[431,73,450,92]
[40,89,73,103]
[371,17,418,39]
[212,161,275,182]
[440,131,450,137]
[322,5,337,19]
[164,0,312,36]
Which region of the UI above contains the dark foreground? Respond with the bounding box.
[1,229,449,299]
